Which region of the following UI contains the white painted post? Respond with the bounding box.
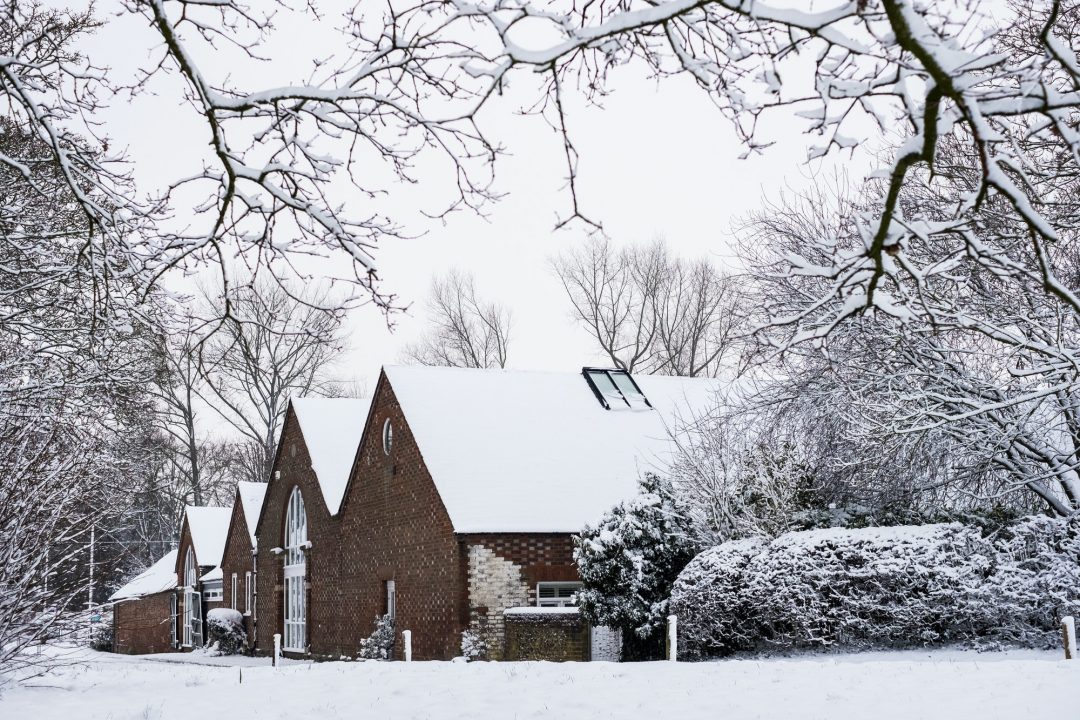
[667,615,677,662]
[1062,616,1076,660]
[403,630,412,662]
[273,633,281,667]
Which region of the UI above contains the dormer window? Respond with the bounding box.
[582,368,651,410]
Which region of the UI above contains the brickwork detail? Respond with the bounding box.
[466,544,529,659]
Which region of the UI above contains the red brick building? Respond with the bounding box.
[251,366,718,661]
[110,505,233,654]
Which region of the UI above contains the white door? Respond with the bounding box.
[190,591,203,647]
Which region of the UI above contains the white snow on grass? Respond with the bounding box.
[291,397,372,515]
[2,648,1074,719]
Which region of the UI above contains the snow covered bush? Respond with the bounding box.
[746,524,994,649]
[982,515,1080,648]
[460,630,487,661]
[206,609,246,655]
[358,614,395,660]
[574,473,699,659]
[673,523,1002,656]
[668,538,767,658]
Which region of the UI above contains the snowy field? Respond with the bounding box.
[1,648,1076,720]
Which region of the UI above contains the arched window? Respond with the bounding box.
[382,418,393,455]
[182,547,202,646]
[184,547,197,587]
[283,487,307,652]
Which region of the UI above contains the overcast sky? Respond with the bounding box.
[82,1,868,394]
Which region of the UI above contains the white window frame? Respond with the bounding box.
[231,573,238,610]
[385,579,396,621]
[283,487,308,652]
[382,418,393,455]
[245,571,252,615]
[203,581,223,602]
[582,368,651,410]
[183,588,203,647]
[536,581,582,608]
[170,592,178,648]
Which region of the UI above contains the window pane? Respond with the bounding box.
[610,371,650,409]
[586,370,626,408]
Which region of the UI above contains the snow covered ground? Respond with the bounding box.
[1,647,1075,719]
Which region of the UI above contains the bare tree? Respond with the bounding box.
[553,238,742,376]
[0,0,506,326]
[737,153,1080,517]
[552,238,662,372]
[403,270,512,369]
[199,278,346,483]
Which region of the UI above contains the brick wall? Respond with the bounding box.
[254,405,342,658]
[504,609,589,661]
[460,533,578,659]
[113,591,175,654]
[336,374,465,661]
[220,492,257,648]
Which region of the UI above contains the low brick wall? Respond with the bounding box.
[503,608,589,661]
[113,591,175,655]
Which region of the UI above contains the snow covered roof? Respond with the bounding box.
[185,506,232,568]
[200,566,223,582]
[291,397,373,515]
[109,550,178,601]
[382,365,722,533]
[237,481,267,547]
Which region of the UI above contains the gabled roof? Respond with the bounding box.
[382,365,721,533]
[184,506,232,568]
[291,397,372,515]
[200,566,223,582]
[236,481,267,547]
[109,550,178,601]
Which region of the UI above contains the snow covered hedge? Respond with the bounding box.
[671,518,1080,658]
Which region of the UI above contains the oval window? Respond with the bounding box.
[382,418,393,455]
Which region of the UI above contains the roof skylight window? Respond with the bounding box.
[582,368,652,410]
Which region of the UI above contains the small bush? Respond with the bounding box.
[460,629,487,660]
[358,614,394,660]
[89,623,113,652]
[206,608,246,655]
